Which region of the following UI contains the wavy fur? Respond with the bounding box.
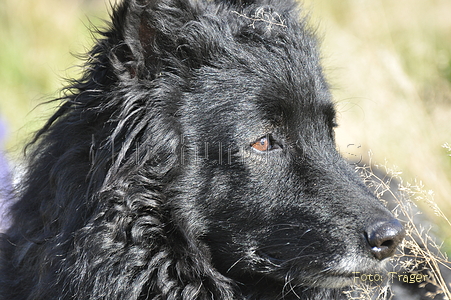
[0,1,404,299]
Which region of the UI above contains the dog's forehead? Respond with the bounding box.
[185,3,333,128]
[213,6,331,105]
[216,46,332,120]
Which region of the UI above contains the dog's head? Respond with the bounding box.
[82,0,405,296]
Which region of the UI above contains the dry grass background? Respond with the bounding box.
[0,0,450,280]
[347,162,451,299]
[302,0,451,251]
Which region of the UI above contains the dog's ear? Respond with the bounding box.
[109,0,201,79]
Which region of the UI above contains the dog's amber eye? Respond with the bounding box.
[251,137,272,151]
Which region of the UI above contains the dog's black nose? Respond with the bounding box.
[365,219,405,260]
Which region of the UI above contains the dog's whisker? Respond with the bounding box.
[282,274,296,299]
[226,256,246,274]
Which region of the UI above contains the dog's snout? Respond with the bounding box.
[365,219,405,260]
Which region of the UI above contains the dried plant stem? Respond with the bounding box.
[346,152,451,299]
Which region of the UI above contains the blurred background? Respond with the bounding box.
[0,0,450,249]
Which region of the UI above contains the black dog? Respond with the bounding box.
[0,0,405,299]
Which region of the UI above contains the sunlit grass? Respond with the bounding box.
[303,0,451,247]
[0,0,109,154]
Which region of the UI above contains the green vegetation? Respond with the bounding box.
[0,0,110,153]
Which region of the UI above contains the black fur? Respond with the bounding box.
[0,0,404,299]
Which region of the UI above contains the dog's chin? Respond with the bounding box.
[302,256,389,288]
[308,274,355,288]
[259,251,387,289]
